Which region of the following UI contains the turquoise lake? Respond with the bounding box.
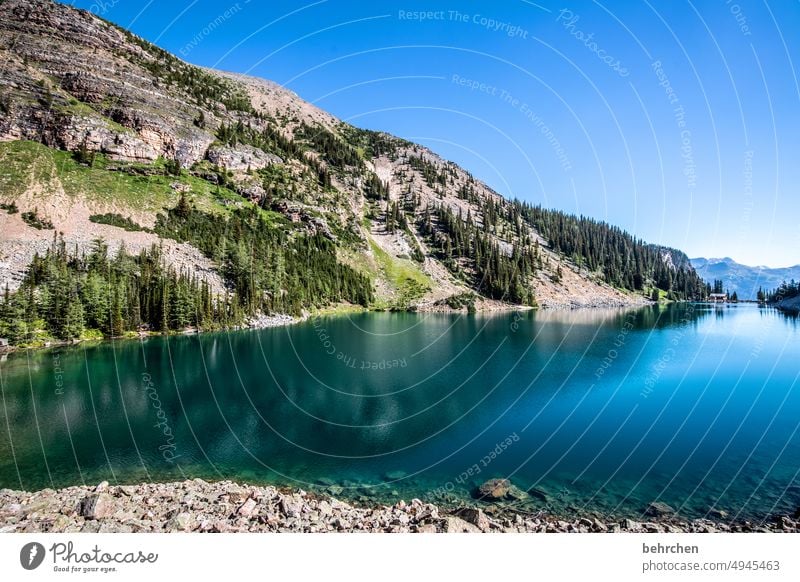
[1,304,799,521]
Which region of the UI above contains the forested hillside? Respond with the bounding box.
[0,0,706,346]
[513,203,706,300]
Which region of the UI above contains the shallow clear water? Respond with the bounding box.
[1,304,799,520]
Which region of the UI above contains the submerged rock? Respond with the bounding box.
[644,501,675,518]
[527,487,549,502]
[506,485,528,501]
[476,479,512,500]
[707,507,728,520]
[475,478,527,502]
[382,470,408,481]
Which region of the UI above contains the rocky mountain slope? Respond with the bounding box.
[691,257,800,300]
[0,0,701,320]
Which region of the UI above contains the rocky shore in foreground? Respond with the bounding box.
[1,480,797,533]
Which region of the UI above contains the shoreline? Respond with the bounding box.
[0,299,651,356]
[1,479,796,533]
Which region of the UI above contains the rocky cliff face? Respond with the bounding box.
[0,0,654,309]
[0,0,220,164]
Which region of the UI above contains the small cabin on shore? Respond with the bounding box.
[709,293,727,303]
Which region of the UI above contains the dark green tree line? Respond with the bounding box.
[510,201,706,300]
[0,239,225,343]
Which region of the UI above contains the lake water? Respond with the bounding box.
[1,304,799,521]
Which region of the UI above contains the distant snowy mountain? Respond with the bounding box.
[691,257,800,299]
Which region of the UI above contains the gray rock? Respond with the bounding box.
[80,520,102,533]
[80,493,115,520]
[622,518,641,530]
[457,507,490,531]
[1,502,22,517]
[166,512,195,532]
[224,484,249,504]
[444,516,481,533]
[279,496,303,518]
[99,522,133,533]
[50,514,73,532]
[317,500,333,517]
[237,498,257,518]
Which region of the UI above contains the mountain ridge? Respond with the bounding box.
[691,257,800,300]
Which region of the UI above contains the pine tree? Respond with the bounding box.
[60,288,85,340]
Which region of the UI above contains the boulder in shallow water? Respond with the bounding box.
[644,501,675,518]
[383,470,408,481]
[707,507,728,520]
[507,485,528,501]
[476,478,511,501]
[527,487,549,502]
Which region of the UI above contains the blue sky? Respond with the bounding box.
[67,0,800,267]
